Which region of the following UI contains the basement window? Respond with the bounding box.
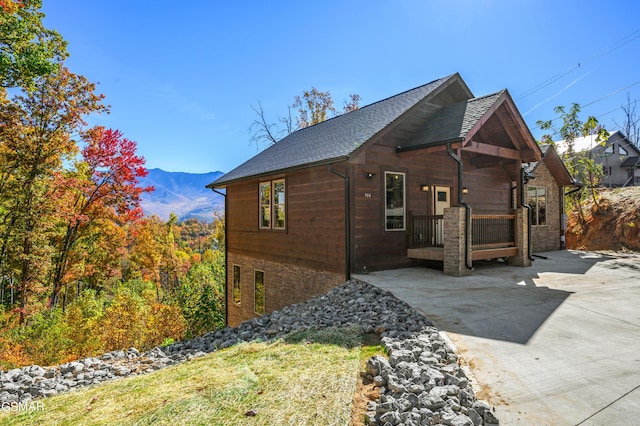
[527,186,547,226]
[254,270,265,315]
[385,171,406,231]
[232,265,241,305]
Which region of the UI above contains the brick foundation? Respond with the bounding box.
[226,252,345,327]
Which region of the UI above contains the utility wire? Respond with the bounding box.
[529,82,640,131]
[516,28,640,101]
[582,80,640,109]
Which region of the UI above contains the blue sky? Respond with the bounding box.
[42,1,640,173]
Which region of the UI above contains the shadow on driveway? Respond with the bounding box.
[353,250,615,344]
[355,250,640,425]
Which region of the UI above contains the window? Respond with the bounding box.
[527,186,546,226]
[259,182,271,228]
[273,180,285,229]
[619,145,628,156]
[604,144,614,155]
[259,179,285,229]
[385,171,405,231]
[603,165,612,176]
[232,265,241,305]
[254,270,265,315]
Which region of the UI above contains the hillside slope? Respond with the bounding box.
[139,169,224,222]
[566,187,640,251]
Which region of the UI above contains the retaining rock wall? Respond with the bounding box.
[1,281,498,425]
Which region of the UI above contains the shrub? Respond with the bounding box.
[64,289,106,358]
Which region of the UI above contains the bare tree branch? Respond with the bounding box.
[614,92,640,148]
[249,89,361,149]
[249,102,280,147]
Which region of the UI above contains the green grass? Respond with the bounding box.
[1,327,384,426]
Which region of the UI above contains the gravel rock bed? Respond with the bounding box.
[1,280,498,424]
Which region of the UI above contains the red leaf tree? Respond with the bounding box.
[50,126,153,307]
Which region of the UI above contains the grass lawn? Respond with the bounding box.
[1,327,384,426]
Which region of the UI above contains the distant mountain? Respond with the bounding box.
[139,169,225,222]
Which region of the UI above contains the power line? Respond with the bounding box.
[582,80,640,109]
[529,82,640,132]
[516,27,640,101]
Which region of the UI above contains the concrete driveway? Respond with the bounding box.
[353,250,640,425]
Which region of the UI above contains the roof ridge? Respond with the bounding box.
[468,89,506,103]
[289,74,456,134]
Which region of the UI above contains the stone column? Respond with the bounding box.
[443,207,472,277]
[509,207,532,267]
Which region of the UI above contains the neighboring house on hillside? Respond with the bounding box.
[209,73,575,326]
[556,130,640,187]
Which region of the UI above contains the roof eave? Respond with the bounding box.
[395,137,464,154]
[207,155,351,189]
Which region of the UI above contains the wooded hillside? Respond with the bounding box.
[0,1,226,368]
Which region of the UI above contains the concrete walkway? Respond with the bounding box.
[353,250,640,426]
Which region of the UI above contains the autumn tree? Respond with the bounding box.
[0,0,67,89]
[537,103,609,226]
[250,88,361,146]
[49,127,152,307]
[0,67,106,321]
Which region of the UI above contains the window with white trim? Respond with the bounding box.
[254,270,265,315]
[527,186,547,226]
[385,172,406,231]
[259,179,285,229]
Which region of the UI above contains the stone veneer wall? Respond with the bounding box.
[528,162,562,253]
[226,252,345,327]
[443,207,472,277]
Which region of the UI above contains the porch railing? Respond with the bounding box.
[409,214,444,248]
[472,214,515,248]
[409,213,516,249]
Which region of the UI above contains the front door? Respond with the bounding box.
[433,186,450,245]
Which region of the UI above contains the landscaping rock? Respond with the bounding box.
[0,280,498,424]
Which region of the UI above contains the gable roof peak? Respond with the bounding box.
[210,73,466,187]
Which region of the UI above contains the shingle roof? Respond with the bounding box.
[209,75,455,187]
[399,91,505,151]
[525,144,575,186]
[524,144,551,174]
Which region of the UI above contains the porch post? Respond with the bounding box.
[443,207,472,277]
[509,207,532,266]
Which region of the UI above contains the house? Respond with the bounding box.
[209,73,575,326]
[556,130,640,187]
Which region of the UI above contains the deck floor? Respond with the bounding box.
[407,246,518,262]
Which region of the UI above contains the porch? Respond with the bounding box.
[407,209,524,273]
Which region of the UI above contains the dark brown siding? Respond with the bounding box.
[225,164,347,325]
[351,138,519,272]
[352,139,459,272]
[226,165,346,272]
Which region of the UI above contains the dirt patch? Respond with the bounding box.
[566,187,640,251]
[350,332,383,425]
[350,375,381,425]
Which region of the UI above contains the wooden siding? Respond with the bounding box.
[352,139,458,272]
[351,135,523,272]
[226,164,346,274]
